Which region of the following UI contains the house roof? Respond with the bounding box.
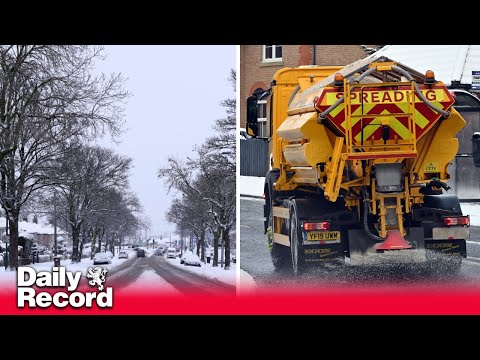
[0,216,67,236]
[373,45,480,86]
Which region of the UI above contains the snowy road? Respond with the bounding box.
[240,197,480,290]
[108,252,235,295]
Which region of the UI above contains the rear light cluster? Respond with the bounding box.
[303,221,330,231]
[443,215,470,227]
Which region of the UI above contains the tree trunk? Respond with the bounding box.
[110,238,115,256]
[200,229,206,262]
[71,225,80,263]
[79,240,84,262]
[79,228,86,261]
[90,228,97,259]
[212,228,220,267]
[8,213,19,269]
[223,225,230,270]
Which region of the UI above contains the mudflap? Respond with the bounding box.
[302,243,344,264]
[347,227,426,266]
[425,239,467,258]
[294,197,356,266]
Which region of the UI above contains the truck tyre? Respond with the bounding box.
[267,204,291,271]
[290,204,305,275]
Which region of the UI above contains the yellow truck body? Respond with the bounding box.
[246,56,471,272]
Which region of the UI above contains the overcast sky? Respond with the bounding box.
[94,45,235,237]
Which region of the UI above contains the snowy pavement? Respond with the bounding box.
[165,250,236,286]
[459,203,480,226]
[238,269,257,295]
[240,176,264,198]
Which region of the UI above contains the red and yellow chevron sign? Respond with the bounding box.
[314,85,454,142]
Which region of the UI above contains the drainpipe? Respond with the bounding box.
[312,45,316,65]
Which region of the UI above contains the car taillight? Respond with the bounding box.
[303,221,330,231]
[443,215,470,227]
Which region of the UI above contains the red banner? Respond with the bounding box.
[3,286,480,315]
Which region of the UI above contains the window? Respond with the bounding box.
[257,99,267,137]
[263,45,282,62]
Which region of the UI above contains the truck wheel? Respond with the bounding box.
[267,210,292,271]
[290,206,305,275]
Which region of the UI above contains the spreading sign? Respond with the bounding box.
[314,85,454,142]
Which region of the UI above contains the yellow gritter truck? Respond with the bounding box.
[245,56,471,274]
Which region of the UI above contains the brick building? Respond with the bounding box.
[240,45,378,136]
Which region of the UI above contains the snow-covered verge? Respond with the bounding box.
[165,251,236,286]
[460,203,480,226]
[0,249,136,291]
[238,269,257,295]
[240,176,265,198]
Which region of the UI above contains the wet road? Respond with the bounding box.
[240,197,480,289]
[107,253,235,295]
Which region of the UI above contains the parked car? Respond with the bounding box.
[93,252,111,265]
[154,248,163,256]
[184,253,201,267]
[180,252,187,264]
[106,251,113,260]
[158,246,165,254]
[118,251,129,259]
[136,248,146,257]
[166,247,176,259]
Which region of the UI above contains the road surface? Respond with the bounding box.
[107,252,235,295]
[240,197,480,290]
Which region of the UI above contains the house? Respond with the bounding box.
[0,216,68,248]
[240,45,378,136]
[240,45,378,177]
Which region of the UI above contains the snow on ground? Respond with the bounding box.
[460,203,480,226]
[0,249,136,291]
[116,269,181,295]
[165,251,236,286]
[238,269,257,295]
[240,176,265,198]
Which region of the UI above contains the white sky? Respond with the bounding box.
[94,45,235,237]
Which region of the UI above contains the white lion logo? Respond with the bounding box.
[86,267,108,291]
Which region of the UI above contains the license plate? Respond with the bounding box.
[306,231,340,241]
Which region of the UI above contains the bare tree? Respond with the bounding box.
[52,143,132,262]
[167,194,209,261]
[158,70,236,269]
[94,189,141,255]
[0,45,129,269]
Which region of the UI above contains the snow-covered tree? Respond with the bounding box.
[51,143,132,262]
[0,45,128,269]
[158,70,236,269]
